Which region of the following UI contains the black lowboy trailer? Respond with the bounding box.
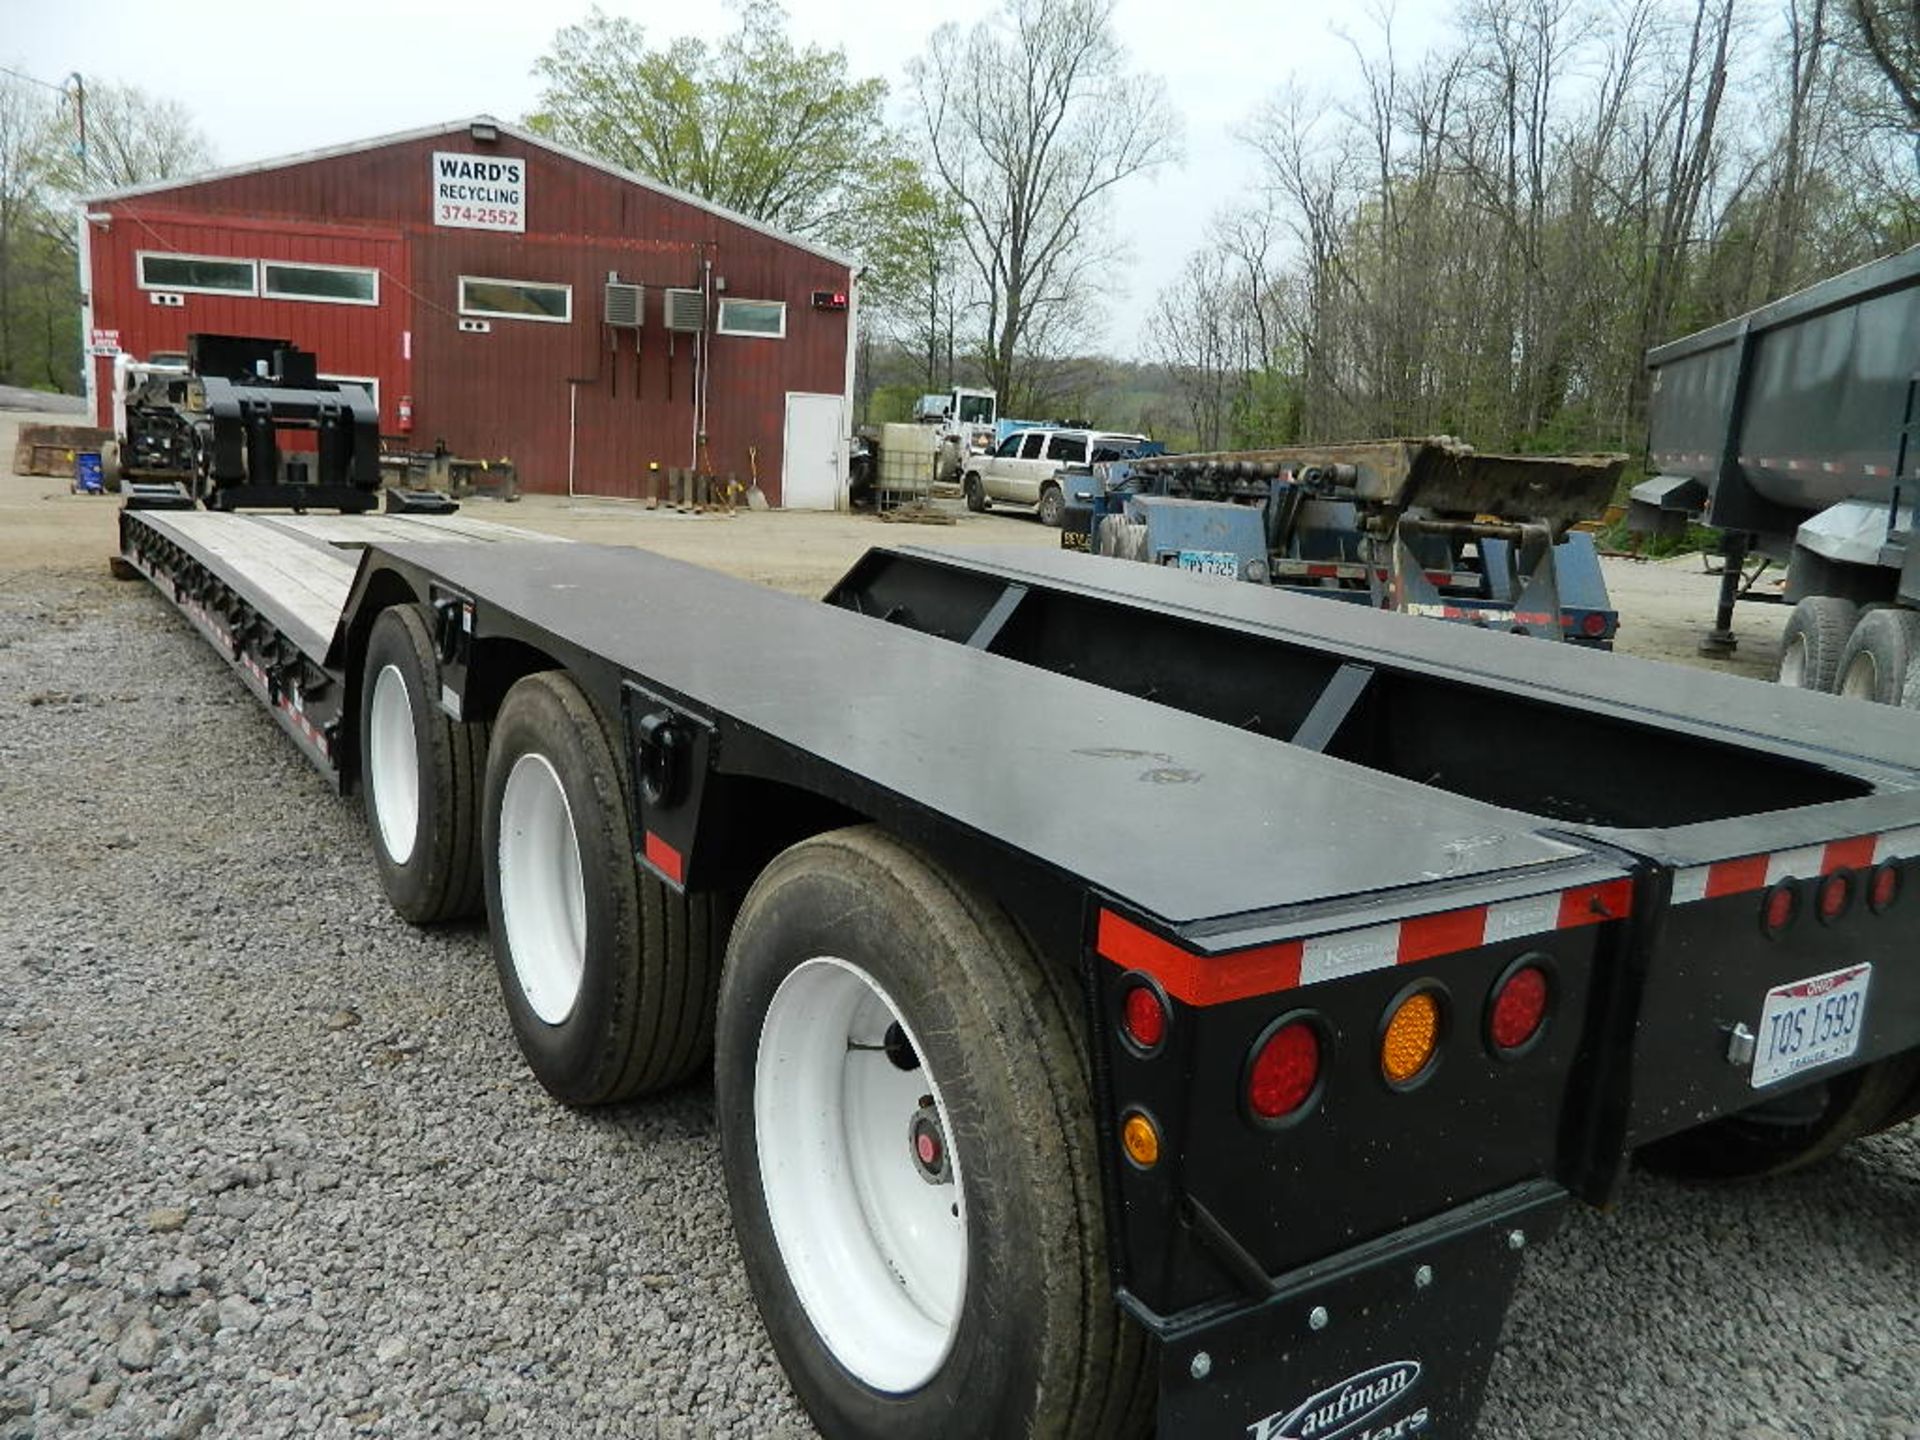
[117,504,1920,1438]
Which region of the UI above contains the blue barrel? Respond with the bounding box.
[75,451,104,493]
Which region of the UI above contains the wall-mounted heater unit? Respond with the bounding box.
[604,282,643,327]
[663,287,705,332]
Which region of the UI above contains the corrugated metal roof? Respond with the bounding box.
[82,115,861,270]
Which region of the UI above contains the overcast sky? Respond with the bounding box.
[9,0,1456,356]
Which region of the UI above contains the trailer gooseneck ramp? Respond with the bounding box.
[117,508,1920,1440]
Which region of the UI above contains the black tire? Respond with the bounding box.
[1776,596,1857,691]
[963,473,989,513]
[1037,482,1065,528]
[360,605,489,924]
[482,671,722,1104]
[100,441,123,494]
[1638,1051,1920,1181]
[716,826,1151,1440]
[1834,607,1920,704]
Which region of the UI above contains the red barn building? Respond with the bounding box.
[79,117,858,507]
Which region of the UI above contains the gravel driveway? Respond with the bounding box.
[2,562,1915,1440]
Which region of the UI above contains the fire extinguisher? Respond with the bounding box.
[397,395,414,435]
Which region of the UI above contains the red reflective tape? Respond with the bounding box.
[1306,564,1339,578]
[1398,907,1487,964]
[643,830,684,884]
[1705,855,1769,898]
[1822,836,1876,874]
[1096,910,1300,1007]
[1557,878,1634,928]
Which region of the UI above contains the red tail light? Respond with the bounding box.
[1761,881,1799,938]
[1868,863,1901,913]
[1580,612,1609,638]
[1247,1017,1322,1122]
[1121,982,1168,1052]
[1817,871,1854,924]
[1488,961,1550,1054]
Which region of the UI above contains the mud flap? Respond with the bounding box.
[1146,1182,1566,1439]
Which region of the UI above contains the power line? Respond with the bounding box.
[0,63,71,95]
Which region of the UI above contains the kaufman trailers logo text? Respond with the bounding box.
[1247,1360,1425,1440]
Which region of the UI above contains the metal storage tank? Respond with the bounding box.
[79,118,858,507]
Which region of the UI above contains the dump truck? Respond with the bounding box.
[1634,244,1920,700]
[112,486,1920,1438]
[1064,437,1623,645]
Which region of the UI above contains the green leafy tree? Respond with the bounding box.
[0,74,54,387]
[528,3,905,255]
[858,163,970,389]
[0,74,214,391]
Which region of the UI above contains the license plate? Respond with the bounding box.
[1175,549,1240,578]
[1060,528,1089,552]
[1751,963,1871,1088]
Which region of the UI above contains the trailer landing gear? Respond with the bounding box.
[1698,532,1750,657]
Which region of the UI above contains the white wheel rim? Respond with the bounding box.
[1840,652,1878,702]
[1778,636,1807,688]
[755,957,966,1393]
[368,664,420,865]
[497,753,588,1025]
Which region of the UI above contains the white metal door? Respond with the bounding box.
[782,392,844,510]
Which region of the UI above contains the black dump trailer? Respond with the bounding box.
[1635,244,1920,700]
[116,504,1920,1439]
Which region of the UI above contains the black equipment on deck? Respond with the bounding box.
[189,334,381,513]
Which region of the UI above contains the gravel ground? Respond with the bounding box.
[1,576,808,1438]
[0,389,85,416]
[2,480,1915,1438]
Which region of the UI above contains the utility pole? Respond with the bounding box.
[66,73,86,185]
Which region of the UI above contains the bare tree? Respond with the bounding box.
[1846,0,1920,125]
[1151,249,1240,449]
[913,0,1179,411]
[1768,0,1832,292]
[41,81,214,197]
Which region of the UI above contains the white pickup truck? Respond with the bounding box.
[962,426,1149,525]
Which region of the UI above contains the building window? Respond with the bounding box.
[716,298,786,338]
[459,276,572,323]
[319,374,380,417]
[263,261,379,306]
[137,252,256,296]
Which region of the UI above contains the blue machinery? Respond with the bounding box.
[1062,438,1622,646]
